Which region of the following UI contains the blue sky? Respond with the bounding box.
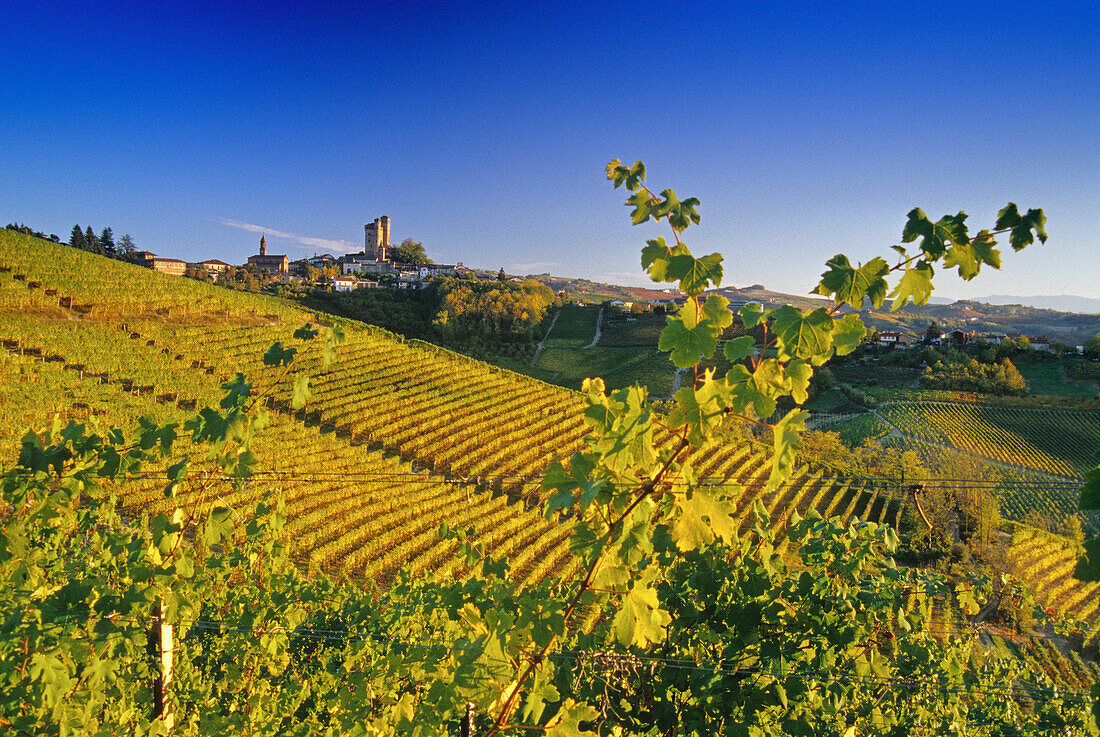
[3,1,1097,302]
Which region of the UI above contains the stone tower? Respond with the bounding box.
[259,234,267,256]
[364,216,392,260]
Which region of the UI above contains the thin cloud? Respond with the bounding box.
[216,218,357,254]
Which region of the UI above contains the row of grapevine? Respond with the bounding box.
[880,401,1100,478]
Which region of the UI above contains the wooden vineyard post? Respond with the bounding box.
[150,600,175,732]
[460,701,475,737]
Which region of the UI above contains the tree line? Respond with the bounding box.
[67,224,137,258]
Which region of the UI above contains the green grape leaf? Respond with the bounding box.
[293,322,319,341]
[544,699,600,736]
[606,159,645,191]
[996,203,1048,251]
[669,370,732,445]
[626,189,655,225]
[888,261,935,311]
[263,341,297,367]
[641,238,689,283]
[700,294,734,331]
[291,374,312,410]
[654,189,701,231]
[1075,535,1100,582]
[739,302,767,328]
[723,335,755,362]
[659,304,718,368]
[613,568,670,647]
[832,313,866,356]
[902,208,969,260]
[785,360,813,405]
[771,306,835,365]
[945,228,1002,280]
[205,506,235,546]
[766,409,808,492]
[671,487,738,551]
[1078,466,1100,511]
[667,252,723,296]
[813,255,889,309]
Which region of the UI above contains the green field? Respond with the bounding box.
[1019,361,1100,398]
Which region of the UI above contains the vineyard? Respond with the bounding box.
[0,230,906,588]
[878,400,1100,479]
[7,228,1100,700]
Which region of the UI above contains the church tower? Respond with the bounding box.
[259,234,267,256]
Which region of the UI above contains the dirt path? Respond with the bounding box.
[583,307,603,349]
[530,308,561,367]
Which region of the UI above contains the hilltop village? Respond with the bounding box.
[133,215,472,292]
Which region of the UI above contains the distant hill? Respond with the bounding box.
[973,294,1100,315]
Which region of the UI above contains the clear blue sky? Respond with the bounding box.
[3,1,1097,302]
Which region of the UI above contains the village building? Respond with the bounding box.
[246,235,289,275]
[877,331,917,348]
[193,259,230,275]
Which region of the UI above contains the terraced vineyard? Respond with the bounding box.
[879,401,1100,479]
[0,230,904,588]
[1007,525,1100,647]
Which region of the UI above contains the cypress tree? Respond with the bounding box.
[69,224,86,250]
[100,227,116,257]
[85,226,102,255]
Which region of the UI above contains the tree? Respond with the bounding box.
[68,224,85,250]
[390,237,432,264]
[99,226,116,257]
[924,320,940,344]
[497,266,507,282]
[118,233,136,257]
[84,226,101,255]
[1085,334,1100,358]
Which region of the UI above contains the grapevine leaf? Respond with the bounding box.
[293,322,319,340]
[654,189,701,231]
[205,506,235,546]
[613,568,670,647]
[219,374,252,409]
[669,370,731,445]
[1078,467,1100,511]
[659,304,718,368]
[263,341,297,367]
[996,203,1048,251]
[626,189,655,225]
[667,252,723,296]
[671,487,738,551]
[739,302,767,328]
[700,294,734,331]
[945,229,1001,280]
[832,313,866,356]
[766,409,808,492]
[785,360,813,405]
[887,261,935,311]
[723,335,755,362]
[1075,536,1100,582]
[544,699,599,736]
[291,374,312,410]
[543,453,603,514]
[771,306,835,365]
[813,255,889,309]
[901,208,968,260]
[606,159,645,191]
[641,238,689,283]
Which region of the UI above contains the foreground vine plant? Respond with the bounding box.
[3,163,1094,736]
